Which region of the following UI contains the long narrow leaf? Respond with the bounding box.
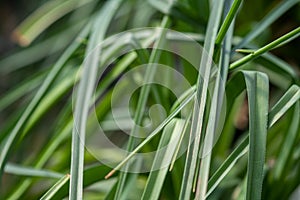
[273,102,300,180]
[4,163,63,179]
[40,174,70,200]
[179,1,224,199]
[0,25,90,180]
[114,15,171,199]
[44,165,113,199]
[196,0,236,197]
[141,119,185,200]
[215,0,242,46]
[69,1,122,199]
[13,0,94,46]
[243,71,269,200]
[206,83,300,197]
[230,27,300,70]
[234,0,300,50]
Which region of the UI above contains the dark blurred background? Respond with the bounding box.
[1,0,299,64]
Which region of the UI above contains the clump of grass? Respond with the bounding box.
[0,0,299,199]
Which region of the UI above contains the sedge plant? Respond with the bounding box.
[0,0,300,199]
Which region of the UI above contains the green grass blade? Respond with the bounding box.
[69,1,122,199]
[269,85,300,127]
[237,175,248,199]
[8,86,115,199]
[0,25,90,180]
[206,83,300,198]
[6,119,73,200]
[273,102,300,180]
[141,119,185,200]
[4,163,63,179]
[255,53,298,82]
[169,114,192,170]
[195,0,235,197]
[0,70,47,111]
[147,0,172,14]
[2,0,299,198]
[179,1,224,199]
[209,0,237,157]
[230,27,300,70]
[105,92,195,178]
[235,49,255,53]
[215,0,242,46]
[206,137,248,197]
[230,35,298,82]
[13,0,94,46]
[0,22,83,74]
[23,68,77,135]
[234,0,300,49]
[243,71,269,200]
[45,165,113,199]
[147,0,203,30]
[114,15,171,200]
[8,96,112,200]
[40,174,70,200]
[8,32,156,199]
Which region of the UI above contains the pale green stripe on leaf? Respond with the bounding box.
[243,71,269,200]
[142,119,185,200]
